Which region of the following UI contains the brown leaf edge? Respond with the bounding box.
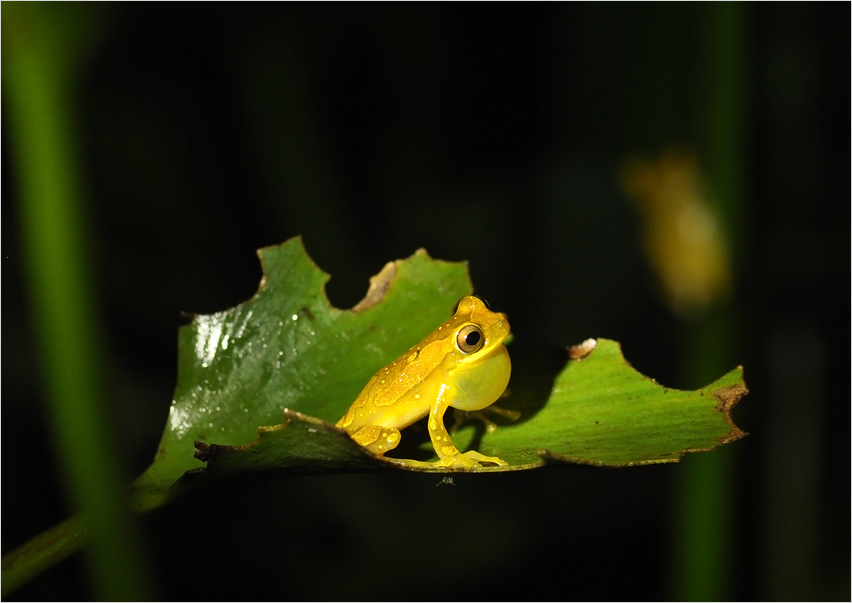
[350,248,441,313]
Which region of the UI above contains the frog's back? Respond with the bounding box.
[337,330,456,431]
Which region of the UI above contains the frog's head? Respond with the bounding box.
[452,296,511,355]
[446,296,512,411]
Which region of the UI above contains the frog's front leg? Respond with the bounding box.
[427,389,508,468]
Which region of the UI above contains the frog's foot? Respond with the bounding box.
[348,425,402,455]
[451,405,522,434]
[433,449,509,468]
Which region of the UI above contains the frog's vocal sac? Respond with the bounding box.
[336,296,512,468]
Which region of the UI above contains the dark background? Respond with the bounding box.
[3,4,848,600]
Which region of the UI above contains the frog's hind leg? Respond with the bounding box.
[347,425,402,456]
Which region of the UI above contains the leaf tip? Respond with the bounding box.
[256,235,332,295]
[193,440,213,462]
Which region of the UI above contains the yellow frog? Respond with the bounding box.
[337,296,512,468]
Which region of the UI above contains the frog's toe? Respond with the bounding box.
[461,450,508,467]
[431,451,507,468]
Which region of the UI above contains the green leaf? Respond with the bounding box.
[143,236,747,484]
[133,236,473,498]
[177,340,747,480]
[476,339,747,468]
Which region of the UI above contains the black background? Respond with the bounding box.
[3,4,848,600]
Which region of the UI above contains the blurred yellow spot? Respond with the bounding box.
[621,150,731,315]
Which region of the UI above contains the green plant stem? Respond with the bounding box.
[2,4,151,599]
[671,3,747,600]
[1,517,88,598]
[672,309,738,600]
[1,479,180,598]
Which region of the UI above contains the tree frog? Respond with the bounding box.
[337,296,512,468]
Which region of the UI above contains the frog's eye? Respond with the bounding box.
[456,325,484,354]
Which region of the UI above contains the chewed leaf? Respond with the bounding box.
[136,236,748,494]
[183,340,748,479]
[470,339,748,468]
[133,237,471,494]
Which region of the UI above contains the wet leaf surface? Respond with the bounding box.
[134,237,471,496]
